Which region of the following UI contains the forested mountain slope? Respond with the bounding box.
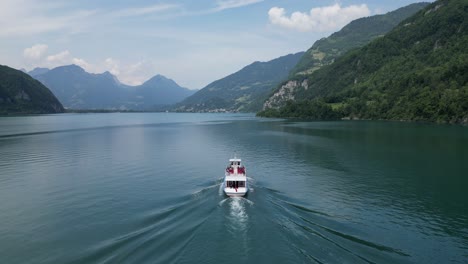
[175,52,304,112]
[259,0,468,124]
[0,65,64,114]
[291,2,429,77]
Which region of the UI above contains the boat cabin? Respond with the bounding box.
[226,158,246,175]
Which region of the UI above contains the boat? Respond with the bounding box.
[223,157,248,197]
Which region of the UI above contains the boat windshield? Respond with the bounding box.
[226,181,245,188]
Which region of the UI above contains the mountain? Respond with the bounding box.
[175,52,304,112]
[28,67,50,77]
[34,65,195,110]
[0,65,64,114]
[291,2,430,77]
[133,75,196,108]
[259,0,468,124]
[264,2,429,109]
[35,65,128,109]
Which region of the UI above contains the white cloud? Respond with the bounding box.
[61,56,157,86]
[215,0,263,11]
[20,43,154,85]
[104,58,120,76]
[43,54,150,85]
[0,0,96,37]
[112,3,179,17]
[103,60,158,86]
[268,4,371,32]
[23,44,48,60]
[22,46,78,69]
[120,62,148,85]
[72,57,91,70]
[46,50,71,64]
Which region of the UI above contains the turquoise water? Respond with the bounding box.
[0,113,467,263]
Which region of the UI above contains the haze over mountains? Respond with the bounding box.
[175,52,304,112]
[28,68,50,77]
[33,65,196,110]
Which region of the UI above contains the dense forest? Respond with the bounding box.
[291,2,429,77]
[0,65,64,114]
[259,0,468,123]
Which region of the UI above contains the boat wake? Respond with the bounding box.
[69,178,407,264]
[226,197,253,232]
[70,181,222,264]
[249,184,411,263]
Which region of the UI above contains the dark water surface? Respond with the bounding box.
[0,113,467,263]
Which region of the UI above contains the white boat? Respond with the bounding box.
[223,157,248,197]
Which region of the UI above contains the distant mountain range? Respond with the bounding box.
[175,52,304,112]
[28,67,50,77]
[0,65,64,114]
[264,2,430,110]
[33,65,196,110]
[259,0,468,123]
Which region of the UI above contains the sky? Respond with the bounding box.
[0,0,433,89]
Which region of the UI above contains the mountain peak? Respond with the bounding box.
[28,67,50,77]
[52,64,86,74]
[146,74,169,82]
[101,71,123,85]
[143,74,177,87]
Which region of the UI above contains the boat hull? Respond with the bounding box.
[224,187,248,197]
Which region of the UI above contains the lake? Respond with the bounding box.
[0,113,467,263]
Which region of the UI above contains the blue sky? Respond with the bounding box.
[0,0,432,89]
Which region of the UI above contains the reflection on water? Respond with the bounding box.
[0,114,467,264]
